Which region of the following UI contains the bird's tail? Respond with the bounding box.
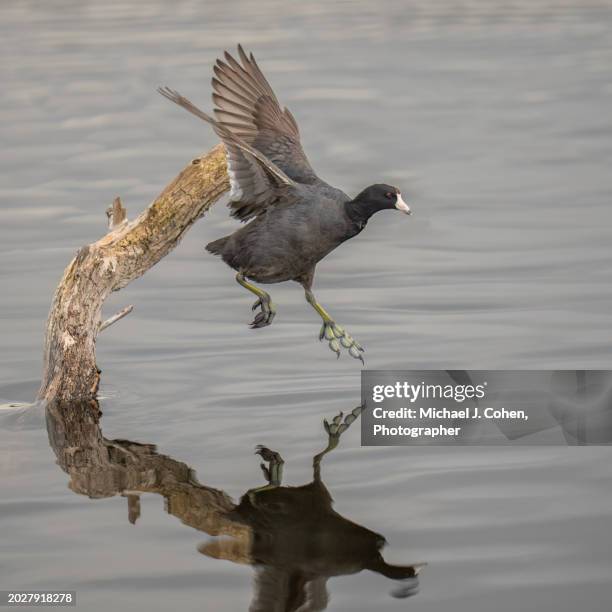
[205,235,230,257]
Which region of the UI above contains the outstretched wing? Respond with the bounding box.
[158,86,296,222]
[213,46,319,184]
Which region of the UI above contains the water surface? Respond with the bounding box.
[1,1,612,610]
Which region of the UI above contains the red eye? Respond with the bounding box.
[384,192,393,199]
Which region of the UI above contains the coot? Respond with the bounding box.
[159,46,411,362]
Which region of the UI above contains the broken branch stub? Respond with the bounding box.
[38,144,229,403]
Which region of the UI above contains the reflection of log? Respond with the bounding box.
[46,399,247,539]
[38,145,229,403]
[46,400,424,609]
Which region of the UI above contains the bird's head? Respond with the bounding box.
[348,184,411,223]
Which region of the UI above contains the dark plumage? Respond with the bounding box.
[159,45,412,361]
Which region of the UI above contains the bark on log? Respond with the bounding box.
[38,144,229,403]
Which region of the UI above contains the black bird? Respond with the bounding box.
[158,45,412,361]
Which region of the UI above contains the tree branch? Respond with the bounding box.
[99,304,134,332]
[38,144,229,403]
[106,196,128,230]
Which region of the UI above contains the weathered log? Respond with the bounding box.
[38,144,229,403]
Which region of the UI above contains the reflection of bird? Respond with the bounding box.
[47,401,424,610]
[159,45,412,361]
[201,409,424,610]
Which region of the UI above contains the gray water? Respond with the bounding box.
[1,0,612,610]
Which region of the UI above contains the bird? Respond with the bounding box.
[158,45,412,362]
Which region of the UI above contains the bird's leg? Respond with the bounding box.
[313,406,364,481]
[304,289,365,362]
[236,272,276,328]
[246,446,284,504]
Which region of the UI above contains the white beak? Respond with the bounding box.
[395,193,411,215]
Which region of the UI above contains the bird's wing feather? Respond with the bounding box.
[158,86,296,221]
[212,45,319,187]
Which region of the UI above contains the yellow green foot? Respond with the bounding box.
[313,406,364,469]
[319,320,365,363]
[246,445,284,504]
[250,296,276,328]
[323,406,364,440]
